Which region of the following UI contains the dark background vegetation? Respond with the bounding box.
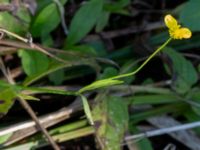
[1,0,200,149]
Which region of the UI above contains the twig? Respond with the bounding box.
[0,28,68,63]
[0,4,14,12]
[147,116,200,149]
[84,21,164,42]
[17,99,61,150]
[125,121,200,141]
[0,99,82,146]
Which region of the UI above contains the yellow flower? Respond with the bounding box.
[164,14,192,39]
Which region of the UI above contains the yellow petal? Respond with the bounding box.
[179,28,192,39]
[164,14,179,31]
[172,28,192,39]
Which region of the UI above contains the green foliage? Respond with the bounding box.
[66,0,104,46]
[78,78,123,94]
[80,95,94,125]
[129,127,153,150]
[0,88,17,116]
[164,48,198,93]
[98,67,118,79]
[1,0,200,149]
[180,0,200,31]
[95,11,110,32]
[48,69,65,85]
[30,0,68,37]
[18,50,49,76]
[0,133,12,145]
[93,95,129,150]
[104,0,130,14]
[0,12,29,34]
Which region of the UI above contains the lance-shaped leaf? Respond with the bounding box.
[78,78,123,94]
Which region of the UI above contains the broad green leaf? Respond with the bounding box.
[18,50,49,76]
[80,95,94,125]
[23,57,99,86]
[0,12,29,34]
[23,62,69,86]
[180,0,200,31]
[66,0,104,46]
[0,88,17,117]
[0,3,30,34]
[92,96,129,150]
[164,48,198,93]
[30,0,67,37]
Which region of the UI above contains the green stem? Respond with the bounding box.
[110,38,172,80]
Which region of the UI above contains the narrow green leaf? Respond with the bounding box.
[130,103,187,124]
[78,79,123,94]
[49,120,88,135]
[80,95,94,125]
[17,93,39,101]
[127,94,179,105]
[22,86,76,96]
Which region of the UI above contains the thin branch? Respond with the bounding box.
[84,21,165,42]
[125,121,200,141]
[0,4,14,12]
[0,99,81,136]
[0,28,68,63]
[17,98,61,150]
